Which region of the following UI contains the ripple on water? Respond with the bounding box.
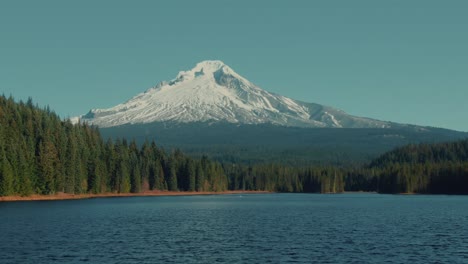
[0,194,468,263]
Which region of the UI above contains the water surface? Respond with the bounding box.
[1,193,467,263]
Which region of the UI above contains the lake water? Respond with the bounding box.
[1,193,467,263]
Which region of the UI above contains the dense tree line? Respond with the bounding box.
[0,96,228,196]
[1,95,466,196]
[101,121,467,166]
[0,95,343,197]
[370,141,468,166]
[224,163,344,193]
[345,140,468,194]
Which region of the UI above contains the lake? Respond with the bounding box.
[1,193,467,263]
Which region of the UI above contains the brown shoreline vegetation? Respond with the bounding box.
[0,190,271,202]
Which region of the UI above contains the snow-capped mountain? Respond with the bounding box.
[78,60,392,129]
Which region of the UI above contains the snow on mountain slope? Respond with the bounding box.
[78,60,392,129]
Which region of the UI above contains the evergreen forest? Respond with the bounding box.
[0,95,467,196]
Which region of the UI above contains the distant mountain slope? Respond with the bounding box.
[370,139,468,167]
[99,122,468,165]
[367,139,468,194]
[76,60,467,164]
[77,60,393,129]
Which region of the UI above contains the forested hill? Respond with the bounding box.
[0,95,344,197]
[370,140,468,166]
[2,95,466,197]
[368,139,468,194]
[0,95,228,196]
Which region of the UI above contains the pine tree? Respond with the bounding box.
[195,162,205,192]
[187,160,196,192]
[0,158,15,196]
[37,139,58,194]
[167,157,178,191]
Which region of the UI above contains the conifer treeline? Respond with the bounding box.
[345,140,468,194]
[0,96,229,196]
[0,96,343,196]
[225,164,344,193]
[1,95,466,196]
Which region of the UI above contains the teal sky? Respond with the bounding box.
[1,0,467,131]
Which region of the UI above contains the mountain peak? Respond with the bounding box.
[174,60,233,83]
[77,61,393,129]
[194,60,227,71]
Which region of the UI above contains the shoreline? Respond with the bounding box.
[0,190,271,202]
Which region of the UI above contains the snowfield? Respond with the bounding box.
[77,60,392,129]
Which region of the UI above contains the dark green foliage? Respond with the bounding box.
[370,140,468,166]
[235,140,468,195]
[224,163,345,193]
[0,159,15,196]
[0,95,345,196]
[195,162,205,192]
[186,160,196,192]
[0,95,231,196]
[166,156,178,191]
[100,121,468,166]
[345,140,468,194]
[3,95,464,196]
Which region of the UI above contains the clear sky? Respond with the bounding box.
[1,0,467,131]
